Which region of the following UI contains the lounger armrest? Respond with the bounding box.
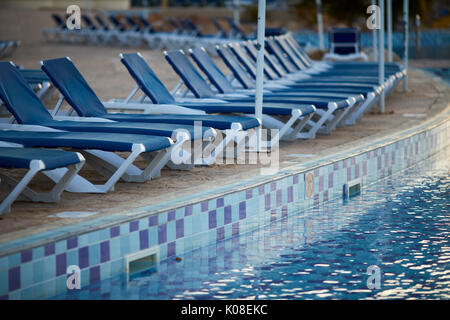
[102,101,206,115]
[53,116,115,122]
[0,123,63,132]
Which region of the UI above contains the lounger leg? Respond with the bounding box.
[299,103,338,138]
[0,163,41,214]
[346,92,377,125]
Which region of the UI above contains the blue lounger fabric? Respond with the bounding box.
[40,57,260,131]
[0,130,172,152]
[0,61,210,140]
[120,53,316,116]
[0,147,82,170]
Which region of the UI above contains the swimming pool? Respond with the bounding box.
[52,146,450,300]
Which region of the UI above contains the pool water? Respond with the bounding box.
[53,147,450,300]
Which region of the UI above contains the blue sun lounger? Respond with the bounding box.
[0,147,85,214]
[1,61,215,144]
[115,52,317,141]
[188,47,364,135]
[216,43,380,126]
[40,57,255,163]
[0,62,183,193]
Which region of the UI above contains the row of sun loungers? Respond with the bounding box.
[0,33,406,214]
[43,13,252,53]
[0,40,20,59]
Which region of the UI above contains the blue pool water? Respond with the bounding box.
[53,147,450,300]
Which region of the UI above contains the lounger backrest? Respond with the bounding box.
[120,53,176,104]
[278,36,311,69]
[0,62,54,124]
[274,37,307,70]
[164,50,216,99]
[241,42,280,81]
[81,15,96,30]
[265,38,298,73]
[216,45,255,90]
[51,14,66,29]
[228,44,257,79]
[329,28,360,55]
[285,34,313,67]
[189,48,235,94]
[95,15,110,31]
[41,58,108,118]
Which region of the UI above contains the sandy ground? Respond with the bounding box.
[0,8,449,242]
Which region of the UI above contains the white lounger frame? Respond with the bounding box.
[0,143,85,214]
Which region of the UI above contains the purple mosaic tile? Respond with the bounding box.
[176,219,184,239]
[129,221,139,232]
[110,226,120,238]
[319,176,324,192]
[21,249,32,263]
[158,225,167,244]
[8,266,20,292]
[67,237,78,250]
[271,182,276,191]
[232,222,239,236]
[167,242,176,257]
[44,243,55,256]
[239,202,246,220]
[201,201,208,212]
[314,194,319,207]
[355,164,360,179]
[293,174,299,184]
[333,162,339,170]
[209,210,217,229]
[392,151,396,164]
[377,156,382,170]
[168,210,176,221]
[323,190,329,202]
[216,198,224,208]
[149,215,158,227]
[314,168,319,177]
[351,157,356,165]
[328,173,334,188]
[56,253,66,277]
[224,206,232,224]
[185,205,193,216]
[265,194,271,211]
[0,295,8,300]
[100,241,110,263]
[281,205,288,218]
[139,230,149,250]
[78,247,89,269]
[246,189,253,199]
[270,209,277,222]
[288,186,293,203]
[258,185,265,195]
[217,227,225,242]
[276,190,282,207]
[347,167,351,182]
[89,266,100,283]
[343,159,347,168]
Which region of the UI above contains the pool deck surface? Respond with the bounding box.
[0,9,449,246]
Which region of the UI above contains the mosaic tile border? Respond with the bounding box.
[0,115,448,299]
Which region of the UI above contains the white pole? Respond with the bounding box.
[379,0,385,113]
[372,0,378,61]
[403,0,409,91]
[316,0,324,50]
[255,0,266,151]
[233,0,240,26]
[387,0,393,62]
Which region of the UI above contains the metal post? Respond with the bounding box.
[415,15,421,58]
[255,0,266,151]
[387,0,393,62]
[233,0,240,26]
[372,0,378,61]
[379,0,385,113]
[316,0,324,50]
[403,0,409,91]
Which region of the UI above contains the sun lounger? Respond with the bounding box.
[116,52,317,142]
[323,28,369,62]
[0,147,84,214]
